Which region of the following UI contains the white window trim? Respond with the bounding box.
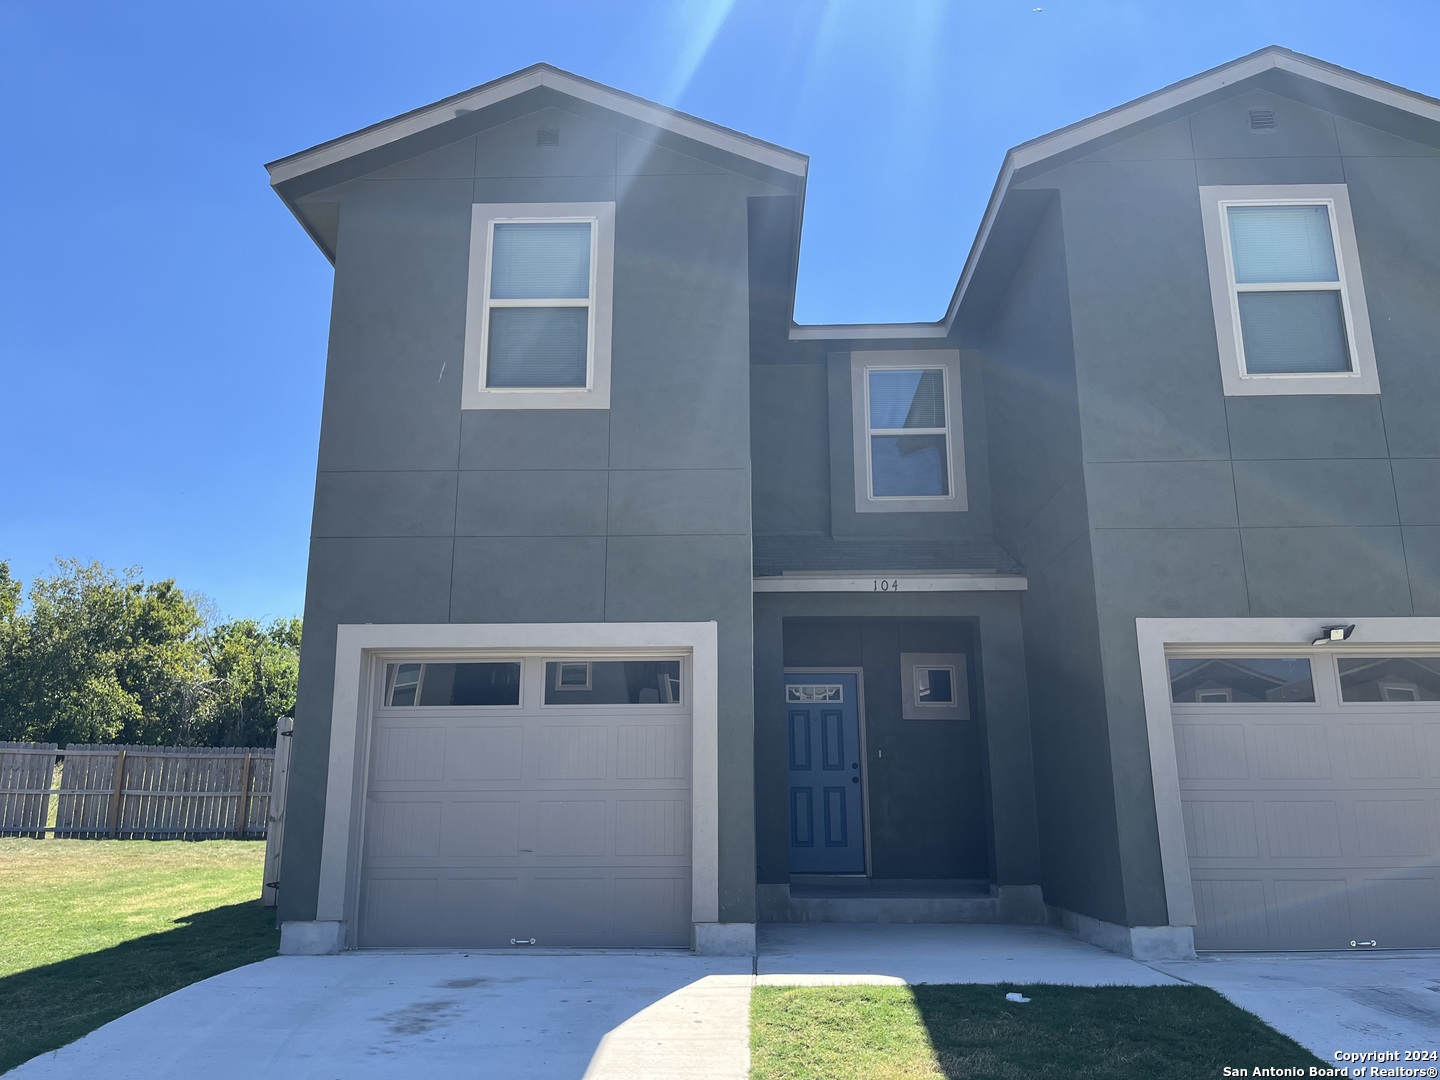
[1199,184,1379,396]
[461,201,616,410]
[898,651,970,720]
[850,350,967,513]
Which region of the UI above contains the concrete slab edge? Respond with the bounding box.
[694,922,756,956]
[1048,906,1196,961]
[279,920,346,955]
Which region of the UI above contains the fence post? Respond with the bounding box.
[39,754,55,840]
[107,749,127,839]
[235,752,253,840]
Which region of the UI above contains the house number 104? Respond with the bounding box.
[873,579,900,592]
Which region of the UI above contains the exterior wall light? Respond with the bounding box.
[1311,624,1356,645]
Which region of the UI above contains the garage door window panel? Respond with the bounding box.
[1337,657,1440,703]
[543,659,683,706]
[1168,657,1316,704]
[383,661,522,707]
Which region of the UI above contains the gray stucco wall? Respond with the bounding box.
[280,104,791,925]
[753,592,1040,889]
[980,198,1130,925]
[999,84,1440,927]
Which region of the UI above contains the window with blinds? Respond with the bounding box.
[1224,203,1351,375]
[483,220,595,388]
[866,367,951,498]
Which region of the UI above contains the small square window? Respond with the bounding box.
[899,652,969,720]
[915,666,956,706]
[553,661,592,692]
[1199,185,1378,396]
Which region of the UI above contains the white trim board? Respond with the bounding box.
[267,65,807,185]
[753,575,1027,593]
[316,621,721,943]
[1136,616,1440,929]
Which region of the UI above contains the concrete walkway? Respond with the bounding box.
[9,927,1440,1077]
[1152,952,1440,1063]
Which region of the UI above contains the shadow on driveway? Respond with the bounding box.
[1,901,279,1075]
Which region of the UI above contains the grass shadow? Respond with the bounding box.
[911,983,1327,1080]
[0,901,279,1075]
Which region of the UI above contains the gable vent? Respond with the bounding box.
[536,128,561,147]
[1247,108,1277,131]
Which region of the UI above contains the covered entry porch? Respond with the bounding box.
[752,588,1044,924]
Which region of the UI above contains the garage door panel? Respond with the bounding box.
[535,798,610,856]
[1344,722,1423,780]
[364,799,443,859]
[1263,800,1343,859]
[1353,799,1435,857]
[442,799,522,857]
[1174,724,1250,780]
[1176,651,1440,950]
[617,725,689,779]
[371,727,447,781]
[448,727,524,780]
[360,875,440,947]
[536,726,610,779]
[1270,877,1353,942]
[615,798,690,856]
[437,877,522,944]
[1192,878,1271,945]
[613,875,690,943]
[1251,724,1333,780]
[360,657,692,948]
[1360,877,1440,945]
[1183,800,1261,859]
[531,876,612,942]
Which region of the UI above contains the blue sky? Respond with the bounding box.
[2,0,1437,621]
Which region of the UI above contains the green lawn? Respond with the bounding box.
[0,839,279,1074]
[751,984,1327,1080]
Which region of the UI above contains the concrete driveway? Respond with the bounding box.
[9,926,1440,1078]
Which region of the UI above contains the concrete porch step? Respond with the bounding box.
[758,882,1048,925]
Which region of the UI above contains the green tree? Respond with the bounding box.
[197,617,301,747]
[0,560,301,747]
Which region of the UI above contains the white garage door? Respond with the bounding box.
[357,655,691,948]
[1171,650,1440,951]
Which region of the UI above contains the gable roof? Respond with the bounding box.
[790,45,1440,344]
[266,62,808,186]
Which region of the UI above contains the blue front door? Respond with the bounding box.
[784,672,865,874]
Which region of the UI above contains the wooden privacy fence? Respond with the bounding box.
[0,742,276,840]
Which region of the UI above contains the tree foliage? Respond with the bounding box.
[0,559,300,747]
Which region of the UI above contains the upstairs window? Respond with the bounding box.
[486,221,593,388]
[867,368,950,498]
[463,202,615,410]
[850,350,966,513]
[1199,185,1378,396]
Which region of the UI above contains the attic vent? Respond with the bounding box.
[1248,108,1277,131]
[536,128,561,147]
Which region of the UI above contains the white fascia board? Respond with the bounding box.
[753,574,1027,593]
[268,67,806,187]
[788,323,948,342]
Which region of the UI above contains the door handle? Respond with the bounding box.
[851,776,859,784]
[851,762,859,769]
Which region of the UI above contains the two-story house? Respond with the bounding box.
[267,47,1440,960]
